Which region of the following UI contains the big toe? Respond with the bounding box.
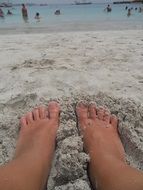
[20,117,27,127]
[48,101,60,120]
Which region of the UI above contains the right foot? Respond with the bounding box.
[76,103,126,189]
[76,102,125,162]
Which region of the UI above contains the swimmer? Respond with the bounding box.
[7,10,12,15]
[55,9,61,15]
[104,4,112,13]
[0,8,4,18]
[127,8,131,17]
[35,12,41,21]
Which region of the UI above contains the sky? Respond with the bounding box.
[11,0,120,4]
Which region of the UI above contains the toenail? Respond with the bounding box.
[89,102,96,106]
[98,106,104,110]
[78,102,87,107]
[105,111,110,115]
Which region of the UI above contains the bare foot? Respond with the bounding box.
[76,102,125,161]
[11,101,60,190]
[15,101,60,160]
[76,102,126,189]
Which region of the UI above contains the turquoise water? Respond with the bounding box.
[0,3,143,30]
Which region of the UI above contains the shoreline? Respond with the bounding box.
[0,21,143,35]
[0,27,143,35]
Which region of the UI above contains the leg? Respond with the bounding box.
[76,103,143,190]
[0,101,60,190]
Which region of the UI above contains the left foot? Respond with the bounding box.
[14,101,60,189]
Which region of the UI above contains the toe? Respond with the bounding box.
[76,102,88,121]
[97,106,105,120]
[48,101,60,120]
[89,103,97,119]
[103,109,111,124]
[38,106,46,119]
[26,112,34,124]
[33,108,40,120]
[20,117,27,127]
[110,114,118,129]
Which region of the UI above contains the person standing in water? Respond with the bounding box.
[35,12,41,22]
[0,8,4,18]
[127,9,131,17]
[21,4,28,21]
[104,4,112,13]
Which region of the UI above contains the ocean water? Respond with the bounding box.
[0,3,143,30]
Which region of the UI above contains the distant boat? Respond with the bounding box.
[75,0,92,5]
[113,1,131,4]
[113,0,143,4]
[26,3,37,6]
[40,3,48,6]
[0,1,12,7]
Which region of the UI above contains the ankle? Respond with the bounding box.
[89,159,128,190]
[89,152,126,173]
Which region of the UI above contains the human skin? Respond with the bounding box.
[76,103,143,190]
[0,101,60,190]
[0,101,143,190]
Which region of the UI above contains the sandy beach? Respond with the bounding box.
[0,30,143,189]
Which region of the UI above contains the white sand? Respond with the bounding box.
[0,30,143,103]
[0,30,143,189]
